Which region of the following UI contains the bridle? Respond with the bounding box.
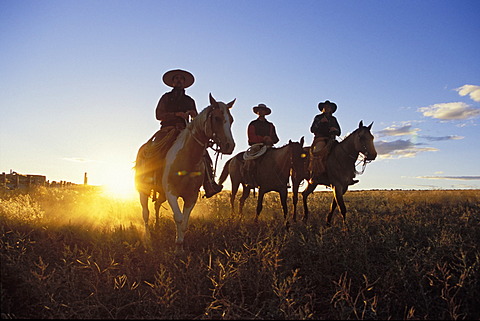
[188,105,230,176]
[338,128,374,175]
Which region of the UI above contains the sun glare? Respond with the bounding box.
[99,165,137,200]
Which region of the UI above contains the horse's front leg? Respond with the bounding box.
[166,194,185,254]
[255,189,266,223]
[181,194,198,237]
[302,183,316,222]
[291,178,300,222]
[279,188,290,229]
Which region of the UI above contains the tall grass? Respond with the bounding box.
[1,187,479,319]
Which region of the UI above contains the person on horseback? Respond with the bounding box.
[155,69,223,198]
[309,100,359,185]
[243,103,279,187]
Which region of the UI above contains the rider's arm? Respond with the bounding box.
[155,94,176,121]
[269,123,280,145]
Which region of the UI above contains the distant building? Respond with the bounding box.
[1,170,58,189]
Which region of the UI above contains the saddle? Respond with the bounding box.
[309,138,338,183]
[137,127,180,190]
[242,143,269,188]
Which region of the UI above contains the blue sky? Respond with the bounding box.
[1,0,479,193]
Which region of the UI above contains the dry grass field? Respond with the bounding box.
[1,186,479,319]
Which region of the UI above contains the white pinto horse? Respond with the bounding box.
[135,94,235,253]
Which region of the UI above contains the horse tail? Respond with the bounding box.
[218,158,232,185]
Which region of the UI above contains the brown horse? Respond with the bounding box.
[135,94,236,253]
[217,137,305,222]
[292,121,377,225]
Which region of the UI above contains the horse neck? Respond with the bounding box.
[335,132,359,163]
[187,107,210,147]
[272,144,293,174]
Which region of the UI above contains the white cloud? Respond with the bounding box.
[376,124,420,137]
[63,157,96,163]
[418,102,480,120]
[455,84,480,102]
[416,176,480,180]
[420,135,464,141]
[375,139,438,159]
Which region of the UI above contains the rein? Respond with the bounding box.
[188,106,225,177]
[337,132,372,176]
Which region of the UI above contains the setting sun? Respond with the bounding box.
[98,163,137,199]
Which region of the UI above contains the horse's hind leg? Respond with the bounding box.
[154,196,163,229]
[326,197,338,226]
[139,192,152,249]
[230,182,239,215]
[302,183,316,222]
[255,189,266,223]
[239,185,250,215]
[327,185,347,226]
[139,192,150,229]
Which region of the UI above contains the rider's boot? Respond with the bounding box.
[202,154,223,198]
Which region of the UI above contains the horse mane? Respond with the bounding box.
[172,104,213,145]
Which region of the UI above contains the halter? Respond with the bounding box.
[188,105,228,177]
[337,129,373,175]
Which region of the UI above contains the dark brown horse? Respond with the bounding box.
[292,121,377,225]
[218,137,305,222]
[135,94,236,253]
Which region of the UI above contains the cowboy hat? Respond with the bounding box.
[162,69,195,88]
[253,103,271,115]
[318,100,337,113]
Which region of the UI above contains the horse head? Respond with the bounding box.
[289,136,307,173]
[355,120,377,161]
[205,93,236,154]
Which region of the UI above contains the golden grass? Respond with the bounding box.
[1,186,479,319]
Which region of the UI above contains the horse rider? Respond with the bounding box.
[243,103,280,187]
[309,100,358,185]
[155,69,223,198]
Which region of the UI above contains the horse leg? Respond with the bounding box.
[239,184,250,215]
[166,195,185,255]
[139,192,152,249]
[326,197,338,226]
[255,188,266,223]
[154,198,161,228]
[139,192,150,230]
[292,178,300,222]
[279,188,289,228]
[230,181,239,215]
[178,195,198,251]
[328,185,347,226]
[302,183,316,222]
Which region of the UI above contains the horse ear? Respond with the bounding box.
[359,120,364,128]
[209,93,217,107]
[367,121,373,130]
[300,136,304,147]
[227,98,236,109]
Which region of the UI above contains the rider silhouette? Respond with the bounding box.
[155,69,223,198]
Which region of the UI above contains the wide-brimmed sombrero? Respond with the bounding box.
[253,103,271,115]
[162,69,195,88]
[318,100,337,113]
